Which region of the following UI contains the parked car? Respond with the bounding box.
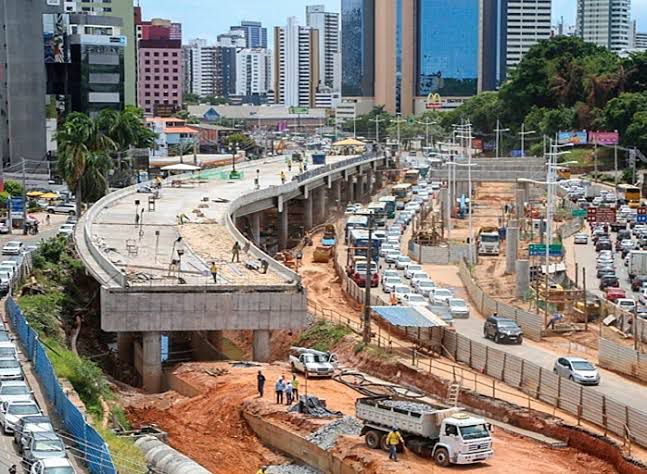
[0,358,22,381]
[0,400,41,434]
[553,356,600,385]
[483,316,523,344]
[13,415,54,454]
[30,458,76,474]
[45,203,76,215]
[57,224,75,238]
[448,298,470,318]
[2,241,23,256]
[605,287,626,302]
[429,288,453,305]
[0,223,9,234]
[23,432,67,468]
[573,233,588,244]
[0,381,32,404]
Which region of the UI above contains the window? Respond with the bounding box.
[172,52,178,57]
[144,51,150,57]
[173,68,178,73]
[144,60,150,65]
[153,52,159,57]
[154,60,159,65]
[163,52,168,57]
[445,425,458,436]
[163,68,169,73]
[145,76,151,81]
[163,60,168,65]
[144,68,150,73]
[145,100,151,104]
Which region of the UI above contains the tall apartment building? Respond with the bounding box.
[184,39,241,99]
[235,49,272,98]
[230,21,268,48]
[136,18,183,115]
[306,5,341,91]
[62,0,136,106]
[505,0,552,69]
[273,17,319,108]
[576,0,631,53]
[341,0,375,99]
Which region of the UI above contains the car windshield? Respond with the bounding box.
[450,299,467,308]
[33,439,64,452]
[419,281,434,288]
[0,332,9,342]
[46,467,74,474]
[25,423,54,433]
[436,290,451,297]
[571,361,595,371]
[0,385,28,395]
[8,404,39,415]
[0,359,18,368]
[385,277,400,283]
[498,321,518,328]
[481,235,499,242]
[407,295,425,302]
[459,424,490,440]
[395,286,411,294]
[0,348,15,357]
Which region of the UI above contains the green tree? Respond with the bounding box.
[183,93,201,105]
[343,106,392,141]
[174,140,195,164]
[204,96,229,105]
[523,106,576,140]
[56,113,116,216]
[224,133,256,153]
[446,92,502,134]
[96,107,155,151]
[4,180,23,197]
[602,92,647,138]
[624,111,647,157]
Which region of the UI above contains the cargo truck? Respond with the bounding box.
[629,250,647,279]
[477,226,501,256]
[356,397,494,467]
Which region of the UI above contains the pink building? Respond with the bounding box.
[136,18,183,115]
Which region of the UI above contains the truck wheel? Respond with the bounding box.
[434,447,450,467]
[380,433,391,452]
[364,430,381,450]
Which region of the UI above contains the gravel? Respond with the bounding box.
[379,399,439,413]
[306,416,363,450]
[288,395,343,418]
[266,464,321,474]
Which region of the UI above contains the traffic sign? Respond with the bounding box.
[638,207,647,223]
[529,243,563,257]
[572,209,587,217]
[549,244,563,256]
[586,206,616,223]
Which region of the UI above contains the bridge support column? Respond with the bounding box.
[367,169,374,194]
[278,202,289,250]
[346,178,354,203]
[506,222,519,274]
[250,212,261,246]
[333,180,342,210]
[304,194,313,230]
[375,170,383,190]
[515,260,530,298]
[142,332,162,393]
[252,330,271,362]
[515,188,525,219]
[117,332,134,366]
[354,178,362,202]
[317,187,327,224]
[207,330,224,354]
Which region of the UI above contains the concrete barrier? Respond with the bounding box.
[407,240,469,264]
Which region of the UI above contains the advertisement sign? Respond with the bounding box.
[9,198,23,213]
[558,130,588,145]
[589,131,620,145]
[43,13,68,64]
[471,139,483,151]
[289,107,309,115]
[425,93,442,109]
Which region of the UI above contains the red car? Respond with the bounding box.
[605,287,626,303]
[353,270,379,288]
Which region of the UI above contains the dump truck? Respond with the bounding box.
[289,347,337,377]
[321,224,336,247]
[313,246,333,263]
[629,250,647,280]
[477,226,500,256]
[356,397,493,467]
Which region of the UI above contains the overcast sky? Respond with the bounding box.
[138,0,647,45]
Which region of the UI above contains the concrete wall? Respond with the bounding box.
[429,157,546,182]
[407,240,469,264]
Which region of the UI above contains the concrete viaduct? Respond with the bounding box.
[74,153,387,391]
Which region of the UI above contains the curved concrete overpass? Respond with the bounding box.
[75,153,386,391]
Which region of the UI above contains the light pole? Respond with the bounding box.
[494,119,509,159]
[518,123,536,158]
[456,125,477,264]
[362,211,374,343]
[417,118,437,151]
[369,116,385,148]
[393,113,406,153]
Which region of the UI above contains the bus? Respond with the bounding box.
[392,183,412,209]
[345,215,369,244]
[349,229,381,262]
[378,196,397,219]
[616,184,641,208]
[367,202,388,227]
[556,166,571,180]
[403,169,420,185]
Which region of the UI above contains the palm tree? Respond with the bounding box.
[176,140,194,164]
[57,113,115,217]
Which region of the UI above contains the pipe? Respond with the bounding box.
[134,436,210,474]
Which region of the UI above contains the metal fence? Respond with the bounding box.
[598,336,647,382]
[5,297,116,474]
[457,261,545,341]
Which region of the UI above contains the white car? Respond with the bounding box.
[639,290,647,306]
[382,276,401,293]
[448,298,470,318]
[404,264,423,279]
[414,278,435,296]
[0,358,22,381]
[0,381,32,404]
[46,202,76,215]
[395,255,411,270]
[0,342,18,360]
[430,288,454,305]
[2,241,23,256]
[553,357,600,386]
[616,298,636,313]
[384,250,400,264]
[380,244,397,257]
[30,458,76,474]
[57,224,75,237]
[0,264,14,279]
[393,284,412,303]
[0,400,41,433]
[573,233,588,244]
[0,261,18,273]
[381,269,400,284]
[386,236,400,246]
[402,293,427,307]
[410,271,429,287]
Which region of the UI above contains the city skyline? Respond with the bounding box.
[140,0,647,45]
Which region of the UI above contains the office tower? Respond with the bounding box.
[576,0,631,53]
[217,31,246,48]
[235,49,272,98]
[306,5,341,91]
[273,17,319,108]
[341,0,375,98]
[230,21,268,48]
[62,0,136,106]
[505,0,552,69]
[137,18,183,115]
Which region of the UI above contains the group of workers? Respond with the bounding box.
[272,373,300,405]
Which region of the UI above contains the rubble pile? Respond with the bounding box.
[266,465,320,474]
[288,395,343,418]
[306,416,363,450]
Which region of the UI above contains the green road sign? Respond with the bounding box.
[572,209,587,217]
[289,107,309,115]
[529,243,563,256]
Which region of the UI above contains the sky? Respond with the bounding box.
[139,0,647,45]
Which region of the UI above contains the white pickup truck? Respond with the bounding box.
[289,347,337,378]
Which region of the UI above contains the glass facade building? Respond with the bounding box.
[341,0,374,97]
[416,0,479,97]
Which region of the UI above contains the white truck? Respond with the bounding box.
[629,250,647,279]
[288,347,337,378]
[356,397,494,467]
[477,227,500,256]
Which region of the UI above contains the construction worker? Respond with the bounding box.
[546,311,562,330]
[275,375,286,404]
[291,375,299,400]
[231,241,241,263]
[285,380,293,405]
[45,214,50,226]
[287,160,292,172]
[210,262,218,283]
[257,370,266,398]
[280,171,286,184]
[256,466,268,474]
[386,427,405,462]
[390,292,397,306]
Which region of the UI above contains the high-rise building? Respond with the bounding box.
[505,0,552,69]
[341,0,375,99]
[306,5,341,91]
[235,48,272,98]
[273,17,319,108]
[63,0,136,106]
[136,18,183,115]
[576,0,631,53]
[217,31,246,48]
[230,21,268,48]
[184,39,243,99]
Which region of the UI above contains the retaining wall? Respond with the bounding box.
[407,240,470,264]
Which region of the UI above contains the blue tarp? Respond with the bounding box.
[372,306,444,328]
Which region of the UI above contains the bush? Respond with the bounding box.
[297,320,351,352]
[33,237,67,268]
[18,294,66,343]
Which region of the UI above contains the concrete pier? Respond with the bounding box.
[304,194,313,230]
[142,332,162,393]
[252,330,271,362]
[278,203,289,250]
[250,212,261,246]
[506,223,519,274]
[515,260,530,298]
[117,332,134,365]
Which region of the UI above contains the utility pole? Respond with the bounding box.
[467,124,474,264]
[518,123,535,158]
[362,212,374,343]
[21,159,27,235]
[593,138,598,177]
[417,118,437,151]
[369,116,385,148]
[614,144,618,186]
[494,119,509,159]
[393,113,406,153]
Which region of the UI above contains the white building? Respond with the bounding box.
[505,0,552,69]
[184,39,219,97]
[217,31,246,48]
[576,0,631,53]
[273,17,319,108]
[235,48,272,97]
[306,5,340,92]
[629,20,647,50]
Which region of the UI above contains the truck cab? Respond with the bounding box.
[435,412,494,465]
[477,228,500,256]
[288,347,337,377]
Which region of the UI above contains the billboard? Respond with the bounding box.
[289,107,309,115]
[471,139,483,151]
[589,131,620,145]
[43,14,68,64]
[425,93,442,109]
[558,130,588,145]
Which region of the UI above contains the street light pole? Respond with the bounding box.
[494,119,509,159]
[417,118,437,151]
[518,123,536,158]
[393,113,406,153]
[362,212,374,343]
[369,116,385,148]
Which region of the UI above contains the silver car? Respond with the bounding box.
[553,357,600,385]
[448,298,470,318]
[0,380,31,404]
[23,432,67,468]
[0,358,22,381]
[573,233,588,244]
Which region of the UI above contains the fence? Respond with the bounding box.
[457,261,545,341]
[407,240,470,264]
[5,297,116,474]
[599,336,647,382]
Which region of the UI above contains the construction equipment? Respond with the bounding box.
[356,397,494,466]
[313,246,333,263]
[321,224,336,247]
[477,226,500,256]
